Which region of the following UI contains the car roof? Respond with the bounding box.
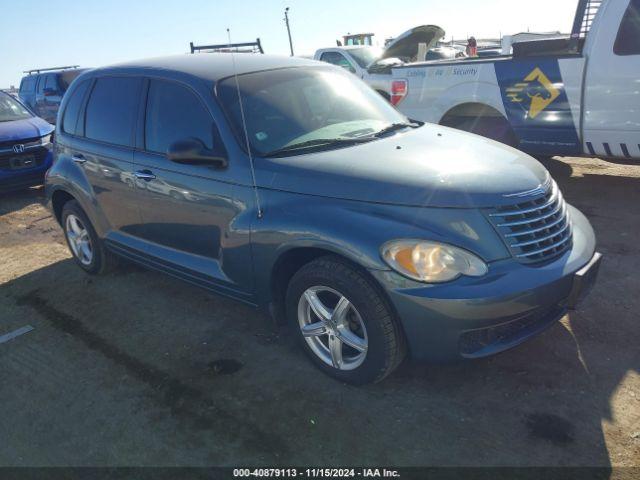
[89,54,323,83]
[22,69,82,78]
[318,46,376,52]
[338,46,376,50]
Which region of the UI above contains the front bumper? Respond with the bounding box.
[370,205,600,362]
[0,150,52,192]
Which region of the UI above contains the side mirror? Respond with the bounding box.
[167,138,228,169]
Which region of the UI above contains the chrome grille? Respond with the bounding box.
[0,136,41,151]
[0,146,49,170]
[487,181,572,264]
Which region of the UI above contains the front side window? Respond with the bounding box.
[44,74,59,92]
[62,80,91,136]
[615,0,640,55]
[36,76,45,94]
[217,67,407,156]
[85,77,141,146]
[20,77,36,93]
[348,47,381,68]
[320,52,356,73]
[0,93,32,122]
[145,80,214,154]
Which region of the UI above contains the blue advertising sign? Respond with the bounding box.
[495,59,581,156]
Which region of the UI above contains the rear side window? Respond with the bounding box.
[615,0,640,55]
[145,80,213,154]
[85,77,141,146]
[62,80,91,136]
[20,76,36,93]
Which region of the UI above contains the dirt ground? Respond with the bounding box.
[0,156,638,468]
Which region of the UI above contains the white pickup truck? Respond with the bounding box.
[313,26,445,100]
[391,0,640,160]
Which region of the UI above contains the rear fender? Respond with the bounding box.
[435,83,506,124]
[45,156,106,237]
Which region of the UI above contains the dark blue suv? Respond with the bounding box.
[0,91,54,192]
[18,67,87,124]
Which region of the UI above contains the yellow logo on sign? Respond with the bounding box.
[505,67,560,119]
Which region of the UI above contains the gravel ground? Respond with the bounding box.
[0,156,638,468]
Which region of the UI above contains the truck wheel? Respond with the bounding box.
[286,256,406,384]
[62,200,117,275]
[447,116,518,147]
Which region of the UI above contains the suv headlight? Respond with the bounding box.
[40,133,54,148]
[381,240,488,283]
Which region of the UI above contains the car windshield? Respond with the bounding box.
[217,67,408,157]
[348,47,381,68]
[0,93,32,122]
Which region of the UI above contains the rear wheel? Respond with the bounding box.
[286,256,406,384]
[444,115,518,147]
[62,200,117,274]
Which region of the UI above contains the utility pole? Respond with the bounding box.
[284,7,294,56]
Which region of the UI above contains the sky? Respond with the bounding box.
[0,0,578,88]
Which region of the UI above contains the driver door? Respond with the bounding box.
[320,51,357,74]
[583,0,640,158]
[132,78,249,294]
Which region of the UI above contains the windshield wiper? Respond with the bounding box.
[373,122,420,138]
[263,137,375,158]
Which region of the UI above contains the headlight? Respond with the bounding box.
[381,240,488,283]
[40,133,54,147]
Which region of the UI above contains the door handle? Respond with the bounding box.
[134,170,156,181]
[71,154,86,164]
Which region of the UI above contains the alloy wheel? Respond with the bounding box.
[297,286,368,370]
[65,214,93,266]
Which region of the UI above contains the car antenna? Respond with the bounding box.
[227,28,263,219]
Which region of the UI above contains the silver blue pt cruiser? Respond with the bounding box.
[45,54,601,384]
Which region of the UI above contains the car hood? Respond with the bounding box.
[0,116,53,142]
[255,124,551,209]
[381,25,446,61]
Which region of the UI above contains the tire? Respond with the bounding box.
[286,255,406,384]
[61,200,117,275]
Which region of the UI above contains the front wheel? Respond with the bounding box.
[286,256,406,384]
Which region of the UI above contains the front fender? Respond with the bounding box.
[251,189,509,303]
